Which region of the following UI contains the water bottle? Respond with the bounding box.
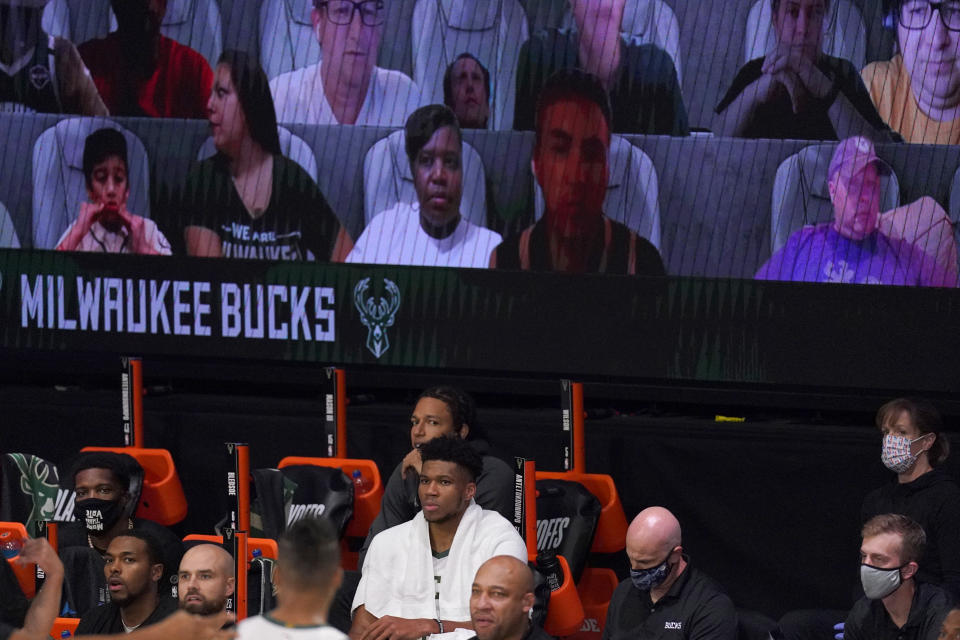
[536,550,563,591]
[352,469,370,494]
[0,531,22,560]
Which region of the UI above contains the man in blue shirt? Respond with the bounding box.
[756,136,947,286]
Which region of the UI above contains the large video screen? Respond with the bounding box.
[2,0,960,391]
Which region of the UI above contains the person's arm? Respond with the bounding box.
[13,539,64,640]
[350,606,472,640]
[184,226,223,257]
[714,72,780,138]
[358,463,416,565]
[56,202,103,251]
[790,56,894,142]
[54,38,109,117]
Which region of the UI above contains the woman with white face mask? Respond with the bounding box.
[861,398,960,602]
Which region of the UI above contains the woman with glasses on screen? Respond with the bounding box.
[269,0,421,126]
[180,50,348,260]
[862,0,960,143]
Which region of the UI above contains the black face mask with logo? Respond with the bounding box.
[73,498,124,533]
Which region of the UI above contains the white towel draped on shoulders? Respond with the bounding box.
[353,500,527,624]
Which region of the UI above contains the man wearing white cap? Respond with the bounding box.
[0,0,106,114]
[755,136,955,286]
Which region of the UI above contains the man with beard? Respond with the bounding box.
[76,531,177,635]
[177,545,235,616]
[77,0,212,117]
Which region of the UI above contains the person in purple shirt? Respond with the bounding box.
[756,136,949,287]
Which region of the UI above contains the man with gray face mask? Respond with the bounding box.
[845,514,952,640]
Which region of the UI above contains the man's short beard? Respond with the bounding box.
[180,596,228,616]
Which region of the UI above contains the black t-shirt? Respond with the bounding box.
[179,153,341,261]
[0,621,12,640]
[495,217,666,275]
[602,562,737,640]
[844,582,952,640]
[76,594,177,635]
[514,28,689,136]
[715,54,889,140]
[59,518,185,601]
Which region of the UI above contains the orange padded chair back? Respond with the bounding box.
[50,617,80,638]
[81,447,187,526]
[570,567,619,640]
[0,522,34,598]
[183,534,279,561]
[536,471,627,554]
[277,457,383,570]
[542,554,586,637]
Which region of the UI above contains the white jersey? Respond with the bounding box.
[235,615,348,640]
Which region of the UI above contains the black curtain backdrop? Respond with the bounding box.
[3,384,958,619]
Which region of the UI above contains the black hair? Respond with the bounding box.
[417,385,482,440]
[117,529,164,569]
[419,435,483,483]
[67,451,139,492]
[278,517,340,589]
[83,128,128,190]
[216,49,282,155]
[404,104,462,169]
[442,52,491,107]
[533,69,612,148]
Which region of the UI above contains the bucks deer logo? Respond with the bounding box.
[354,277,401,358]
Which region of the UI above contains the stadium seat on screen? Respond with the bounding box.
[411,0,529,130]
[0,202,20,248]
[196,126,320,182]
[259,0,321,80]
[744,0,866,70]
[31,118,151,250]
[43,0,223,69]
[770,144,900,254]
[521,0,682,83]
[945,168,960,272]
[533,135,662,250]
[362,129,488,227]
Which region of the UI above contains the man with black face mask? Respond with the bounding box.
[76,0,212,117]
[603,507,736,640]
[60,452,184,608]
[845,514,952,640]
